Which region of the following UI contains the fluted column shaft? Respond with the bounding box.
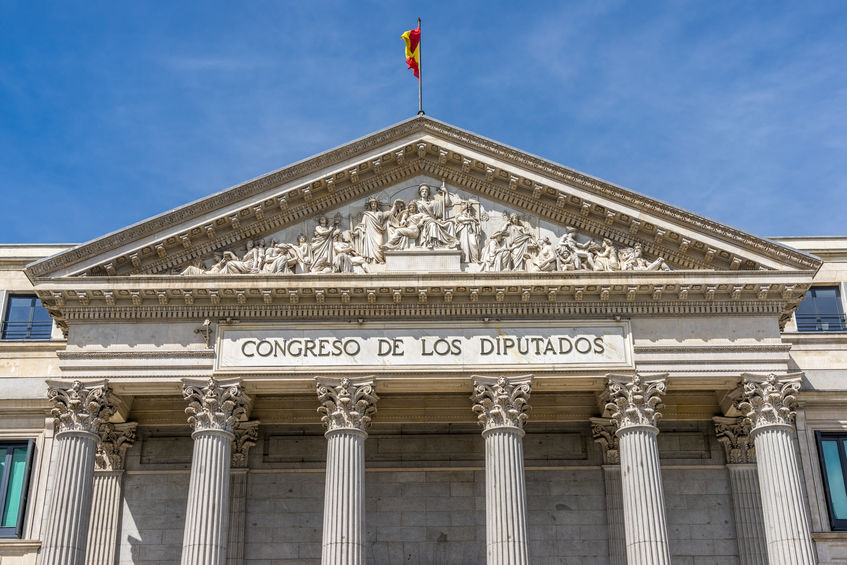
[482,426,529,564]
[86,470,123,565]
[181,429,233,565]
[738,373,817,565]
[602,465,626,565]
[39,380,116,565]
[180,378,251,565]
[753,425,816,564]
[727,464,768,565]
[316,377,378,565]
[617,425,671,564]
[605,373,670,565]
[39,431,99,565]
[321,428,367,564]
[471,375,532,565]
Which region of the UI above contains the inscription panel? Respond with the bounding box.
[216,321,633,373]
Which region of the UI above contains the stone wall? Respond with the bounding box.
[111,421,737,564]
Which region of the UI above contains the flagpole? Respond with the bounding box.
[417,17,424,115]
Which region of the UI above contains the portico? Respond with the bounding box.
[22,116,824,564]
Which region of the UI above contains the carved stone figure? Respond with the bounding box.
[480,231,511,272]
[382,201,425,250]
[455,202,481,263]
[503,214,537,271]
[410,183,459,249]
[222,240,261,274]
[528,237,557,272]
[591,238,620,272]
[310,216,341,272]
[620,243,671,271]
[557,227,592,270]
[352,197,388,263]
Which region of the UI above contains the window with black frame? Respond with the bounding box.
[795,286,846,332]
[1,295,53,340]
[0,440,35,538]
[817,432,847,531]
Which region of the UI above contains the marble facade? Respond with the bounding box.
[1,117,846,564]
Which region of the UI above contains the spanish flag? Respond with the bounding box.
[402,26,420,79]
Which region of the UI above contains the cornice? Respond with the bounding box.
[25,116,820,281]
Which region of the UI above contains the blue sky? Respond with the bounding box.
[1,1,845,243]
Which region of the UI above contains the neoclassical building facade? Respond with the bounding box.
[1,116,846,564]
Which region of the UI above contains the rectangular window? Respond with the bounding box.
[795,286,846,332]
[817,432,847,531]
[0,440,35,538]
[1,295,53,340]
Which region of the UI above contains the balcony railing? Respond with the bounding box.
[0,320,53,340]
[795,313,847,332]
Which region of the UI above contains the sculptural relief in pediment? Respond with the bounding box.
[180,176,672,276]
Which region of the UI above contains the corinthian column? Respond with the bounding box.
[471,375,533,565]
[713,416,767,565]
[180,378,251,565]
[737,373,817,565]
[590,418,625,565]
[86,422,137,565]
[605,373,671,565]
[39,380,116,565]
[316,377,378,565]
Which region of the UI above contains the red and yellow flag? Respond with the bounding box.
[402,26,420,79]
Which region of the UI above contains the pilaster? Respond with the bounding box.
[316,377,379,565]
[180,378,252,565]
[227,420,259,565]
[713,416,767,565]
[590,417,625,565]
[736,373,817,565]
[471,375,532,565]
[86,422,136,565]
[38,380,117,565]
[605,373,671,565]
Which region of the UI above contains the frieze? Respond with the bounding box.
[179,183,671,276]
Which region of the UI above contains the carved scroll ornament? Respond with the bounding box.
[316,377,379,433]
[47,380,117,436]
[471,376,533,432]
[183,377,252,435]
[605,374,667,431]
[736,373,802,432]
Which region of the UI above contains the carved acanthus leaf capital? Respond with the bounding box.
[96,422,137,471]
[590,417,620,464]
[471,376,533,433]
[605,373,667,431]
[316,377,378,433]
[712,416,755,464]
[231,420,260,468]
[736,373,802,432]
[183,378,251,434]
[47,380,117,436]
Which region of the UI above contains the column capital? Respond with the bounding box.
[605,373,667,433]
[95,422,137,471]
[231,420,260,468]
[316,377,378,434]
[736,373,802,432]
[183,377,251,435]
[590,417,620,465]
[712,416,755,464]
[47,379,117,437]
[471,375,532,433]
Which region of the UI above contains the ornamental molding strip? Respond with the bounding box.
[590,417,621,465]
[735,372,803,431]
[95,422,137,471]
[183,377,252,435]
[25,116,819,283]
[712,416,756,464]
[471,375,533,432]
[46,379,118,436]
[315,377,379,433]
[605,373,668,431]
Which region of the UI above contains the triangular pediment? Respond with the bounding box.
[26,116,819,281]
